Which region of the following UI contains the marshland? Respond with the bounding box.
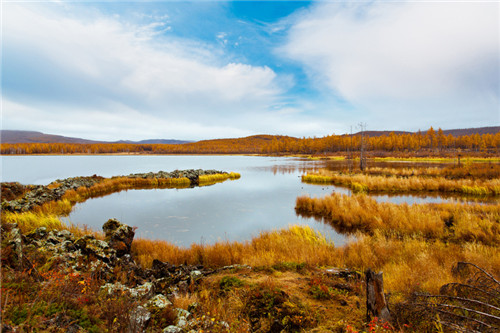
[2,154,499,332]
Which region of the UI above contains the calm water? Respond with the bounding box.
[1,155,493,246]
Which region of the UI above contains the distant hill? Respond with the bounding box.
[0,130,101,144]
[1,127,498,145]
[0,130,191,144]
[441,127,500,136]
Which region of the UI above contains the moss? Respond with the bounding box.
[219,275,245,292]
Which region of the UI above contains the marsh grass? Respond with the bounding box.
[295,193,500,245]
[131,225,333,269]
[198,172,241,186]
[302,170,500,196]
[366,164,500,180]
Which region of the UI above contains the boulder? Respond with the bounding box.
[128,306,151,333]
[103,219,135,256]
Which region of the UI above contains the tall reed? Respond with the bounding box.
[295,193,500,245]
[198,172,241,186]
[302,170,500,196]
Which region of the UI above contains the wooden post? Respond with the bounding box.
[365,269,391,323]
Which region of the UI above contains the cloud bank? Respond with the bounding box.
[282,1,499,130]
[3,3,312,140]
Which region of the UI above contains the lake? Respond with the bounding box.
[1,155,492,247]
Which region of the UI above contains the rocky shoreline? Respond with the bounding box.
[1,169,230,213]
[2,218,249,332]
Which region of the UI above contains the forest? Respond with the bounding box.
[1,128,499,155]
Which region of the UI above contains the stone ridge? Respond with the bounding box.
[1,169,231,212]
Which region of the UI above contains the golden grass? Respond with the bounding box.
[365,164,500,180]
[198,172,241,185]
[302,170,500,196]
[372,157,500,163]
[1,210,99,238]
[132,223,500,295]
[132,225,334,269]
[295,193,500,245]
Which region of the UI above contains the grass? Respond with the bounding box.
[372,156,500,163]
[295,192,500,245]
[302,169,500,196]
[365,163,500,180]
[198,172,241,185]
[131,225,333,269]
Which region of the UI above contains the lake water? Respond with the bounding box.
[1,155,494,247]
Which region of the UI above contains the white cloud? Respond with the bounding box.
[2,3,286,138]
[282,1,499,129]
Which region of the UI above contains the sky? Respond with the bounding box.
[2,0,499,141]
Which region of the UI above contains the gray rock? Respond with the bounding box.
[147,294,172,309]
[163,326,183,333]
[128,306,151,333]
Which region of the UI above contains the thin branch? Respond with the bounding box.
[414,293,500,312]
[412,303,495,330]
[455,262,500,286]
[440,283,500,299]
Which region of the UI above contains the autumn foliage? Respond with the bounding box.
[1,128,499,155]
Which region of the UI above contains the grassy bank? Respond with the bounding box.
[302,169,500,196]
[296,192,500,245]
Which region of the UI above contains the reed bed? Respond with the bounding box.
[1,210,99,238]
[132,225,333,269]
[132,224,499,294]
[365,163,500,180]
[198,172,241,185]
[302,170,500,196]
[295,193,500,245]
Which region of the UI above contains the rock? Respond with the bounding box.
[128,306,151,333]
[153,277,175,295]
[56,229,73,240]
[9,227,23,268]
[151,259,175,278]
[172,308,192,330]
[101,282,154,299]
[163,325,183,333]
[190,270,203,281]
[103,219,135,256]
[26,227,48,240]
[147,294,173,309]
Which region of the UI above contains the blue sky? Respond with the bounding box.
[2,1,499,141]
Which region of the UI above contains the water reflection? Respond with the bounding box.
[3,155,496,248]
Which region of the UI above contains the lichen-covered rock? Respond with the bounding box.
[128,306,151,333]
[163,325,183,333]
[103,218,135,256]
[147,294,172,309]
[101,282,154,299]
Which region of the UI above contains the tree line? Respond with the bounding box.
[1,128,499,155]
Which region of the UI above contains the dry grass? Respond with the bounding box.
[296,193,500,245]
[198,172,241,186]
[366,163,500,180]
[1,210,99,238]
[132,225,334,269]
[302,170,500,196]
